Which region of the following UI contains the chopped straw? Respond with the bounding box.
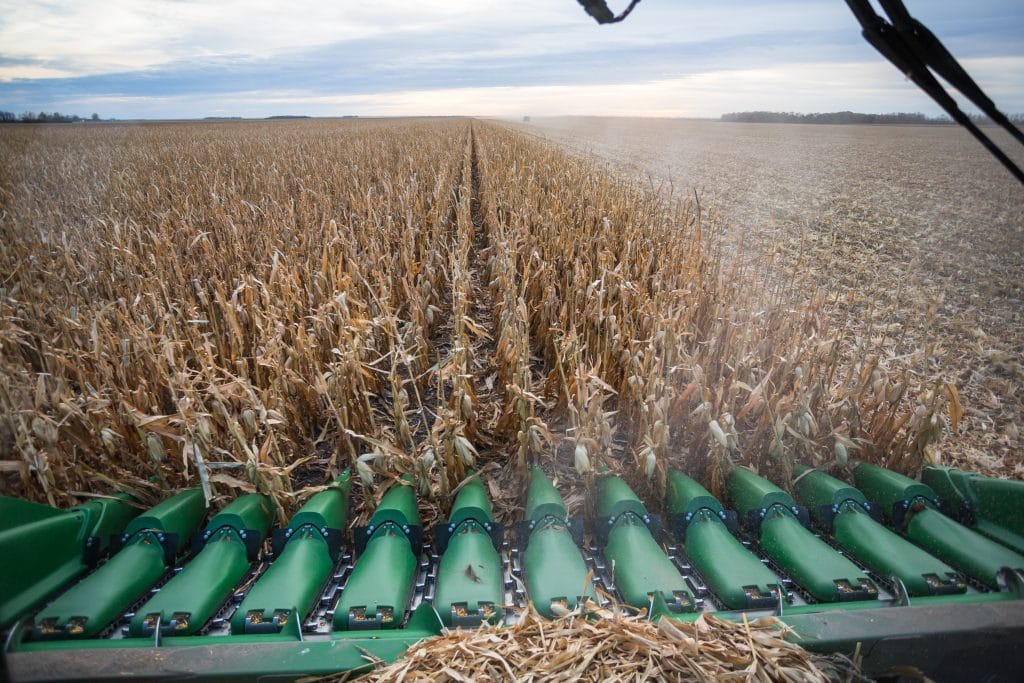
[363,609,863,682]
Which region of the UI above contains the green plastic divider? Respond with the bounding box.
[334,527,418,630]
[447,474,494,526]
[854,464,1024,589]
[524,466,567,522]
[596,475,648,520]
[834,513,964,595]
[30,489,207,639]
[760,514,876,602]
[726,468,794,518]
[598,475,694,613]
[233,529,329,633]
[665,470,780,610]
[853,463,935,523]
[123,488,206,553]
[288,471,352,532]
[129,493,273,636]
[521,468,594,617]
[794,467,964,596]
[434,477,504,627]
[922,465,1024,553]
[232,474,350,634]
[726,468,877,603]
[907,509,1024,589]
[334,481,420,630]
[434,521,504,626]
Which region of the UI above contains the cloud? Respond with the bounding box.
[48,57,1022,121]
[1,0,1022,117]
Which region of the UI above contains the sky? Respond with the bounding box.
[0,0,1022,119]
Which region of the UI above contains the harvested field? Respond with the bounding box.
[0,117,978,523]
[514,117,1024,478]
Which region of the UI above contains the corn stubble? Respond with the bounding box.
[1,119,958,516]
[363,608,861,682]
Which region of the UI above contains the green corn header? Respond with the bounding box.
[3,463,1024,681]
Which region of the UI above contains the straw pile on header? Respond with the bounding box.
[363,609,862,682]
[1,118,962,519]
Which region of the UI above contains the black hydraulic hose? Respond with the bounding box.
[845,0,1024,184]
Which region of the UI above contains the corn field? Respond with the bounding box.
[0,119,960,520]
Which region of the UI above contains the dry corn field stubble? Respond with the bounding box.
[515,117,1024,479]
[0,117,980,522]
[364,609,861,682]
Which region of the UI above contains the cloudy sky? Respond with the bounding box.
[0,0,1022,119]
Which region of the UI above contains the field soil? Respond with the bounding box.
[512,117,1024,477]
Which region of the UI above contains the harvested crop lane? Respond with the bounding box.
[465,126,501,443]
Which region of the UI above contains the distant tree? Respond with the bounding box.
[20,111,37,122]
[91,113,100,121]
[721,111,950,125]
[0,111,16,122]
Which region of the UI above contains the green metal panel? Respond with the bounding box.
[665,470,724,518]
[524,466,566,522]
[288,473,351,532]
[232,527,333,634]
[9,604,446,682]
[130,530,250,636]
[833,512,964,596]
[204,493,273,536]
[792,466,869,514]
[0,496,138,629]
[853,463,934,523]
[605,514,694,612]
[434,520,504,626]
[32,539,169,638]
[368,482,420,529]
[448,475,493,526]
[760,512,877,602]
[523,517,595,617]
[18,598,1024,683]
[778,600,1024,681]
[726,467,794,517]
[596,475,647,519]
[124,488,207,553]
[334,525,417,630]
[906,508,1024,589]
[683,511,781,609]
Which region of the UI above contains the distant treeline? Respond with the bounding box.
[1,111,102,123]
[721,111,1024,126]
